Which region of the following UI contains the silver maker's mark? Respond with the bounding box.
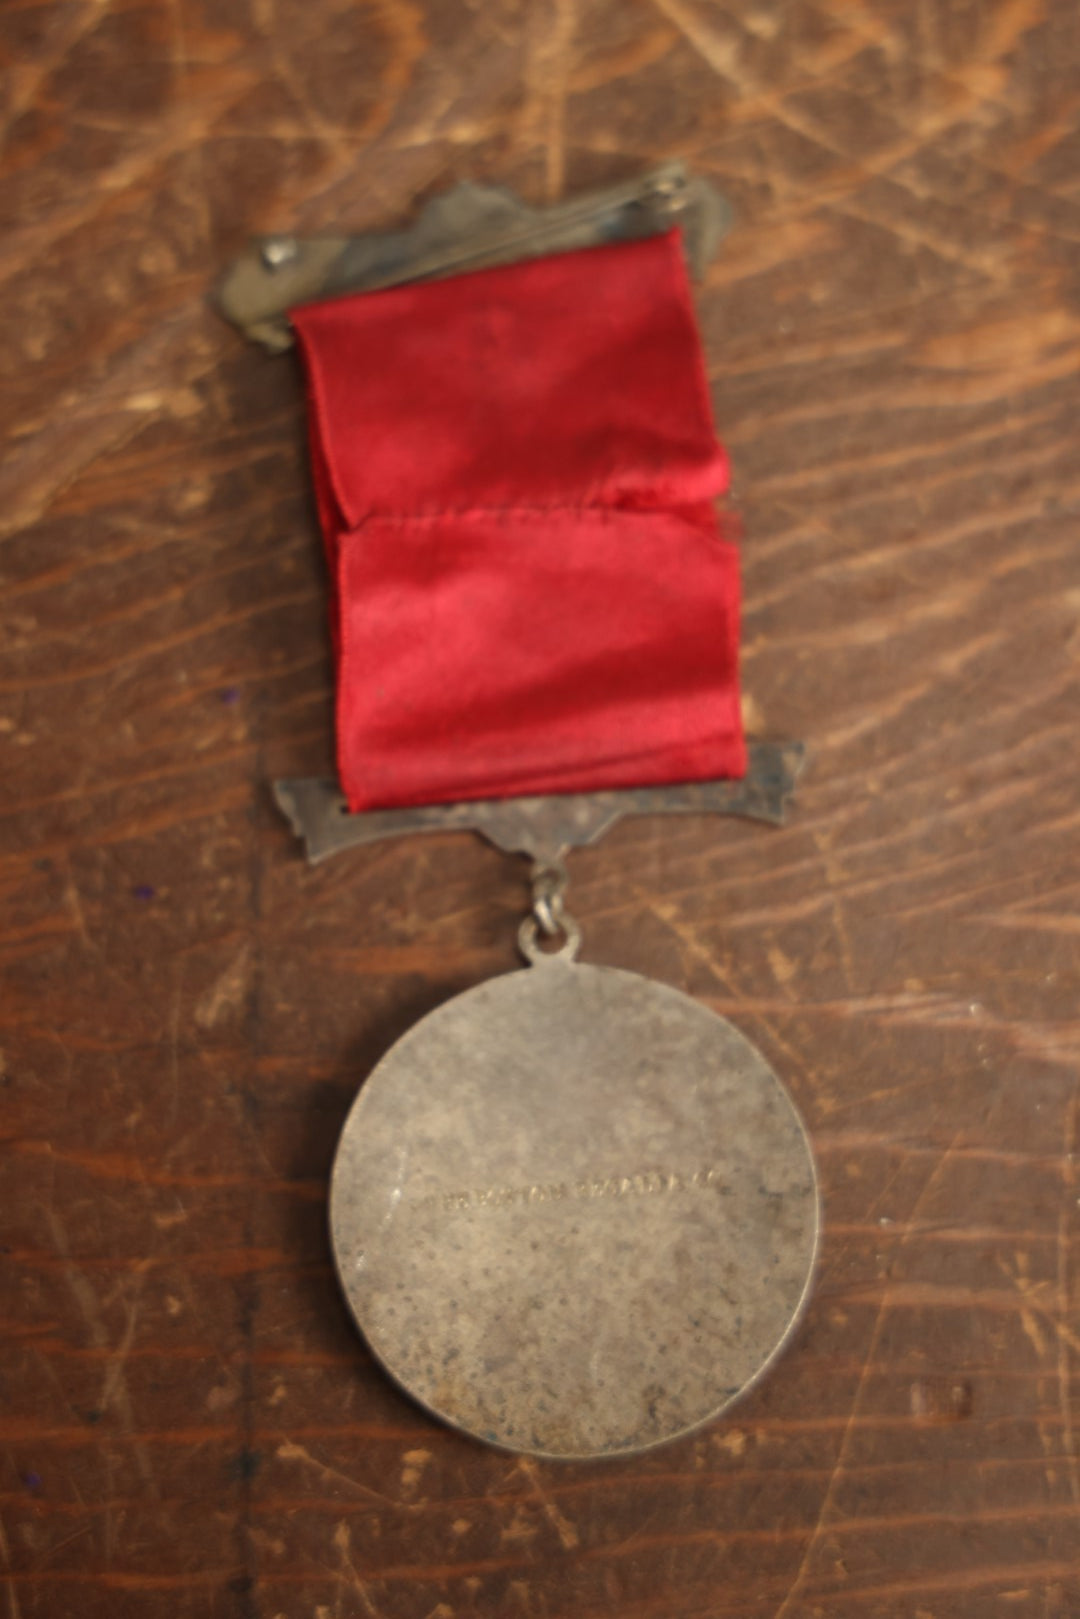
[419,1165,729,1214]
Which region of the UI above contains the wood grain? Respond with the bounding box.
[2,0,1080,1613]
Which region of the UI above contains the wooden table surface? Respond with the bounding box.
[3,1,1080,1614]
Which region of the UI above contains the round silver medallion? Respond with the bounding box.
[330,957,819,1458]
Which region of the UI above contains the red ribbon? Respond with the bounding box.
[292,229,745,812]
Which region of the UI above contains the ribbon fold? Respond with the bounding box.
[292,229,745,812]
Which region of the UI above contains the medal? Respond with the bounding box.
[222,167,819,1458]
[330,901,818,1460]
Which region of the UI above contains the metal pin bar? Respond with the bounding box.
[273,741,805,869]
[218,163,733,350]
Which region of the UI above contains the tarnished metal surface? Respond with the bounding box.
[330,957,819,1458]
[218,162,732,349]
[274,740,805,866]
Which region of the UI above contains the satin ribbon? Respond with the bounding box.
[292,229,745,812]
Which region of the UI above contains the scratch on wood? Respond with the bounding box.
[400,1448,431,1497]
[649,0,745,87]
[43,1209,159,1498]
[332,1520,386,1618]
[166,961,184,1128]
[275,1441,404,1510]
[0,1510,21,1619]
[517,0,578,201]
[515,1458,579,1551]
[194,943,253,1029]
[774,1129,966,1618]
[98,1286,145,1421]
[1056,1082,1079,1501]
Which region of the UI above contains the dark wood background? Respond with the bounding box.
[3,0,1080,1614]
